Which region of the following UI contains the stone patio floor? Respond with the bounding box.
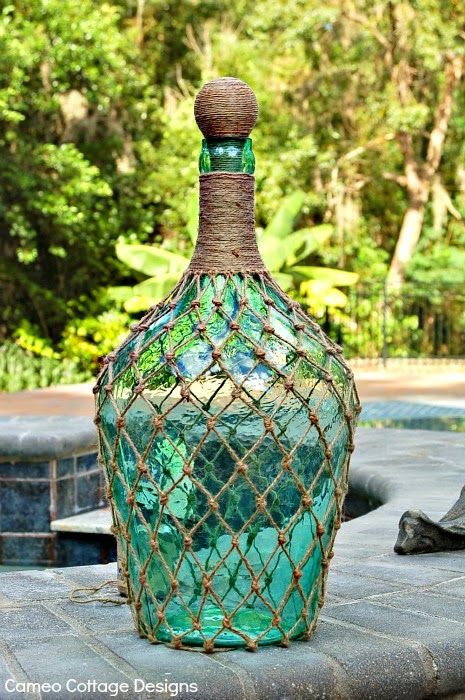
[0,428,464,699]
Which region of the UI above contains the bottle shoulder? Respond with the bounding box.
[95,274,357,414]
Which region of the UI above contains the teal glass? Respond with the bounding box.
[97,272,358,648]
[199,137,255,174]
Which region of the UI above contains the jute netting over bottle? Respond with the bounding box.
[94,78,360,652]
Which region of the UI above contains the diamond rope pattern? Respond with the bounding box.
[95,271,360,652]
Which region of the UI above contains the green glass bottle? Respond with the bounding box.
[95,77,360,651]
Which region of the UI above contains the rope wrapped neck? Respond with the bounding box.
[188,172,265,274]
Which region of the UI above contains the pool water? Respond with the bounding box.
[360,401,465,433]
[359,416,465,432]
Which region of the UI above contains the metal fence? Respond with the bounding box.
[321,283,465,363]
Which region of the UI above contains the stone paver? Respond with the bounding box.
[0,428,463,699]
[0,416,95,460]
[51,508,112,536]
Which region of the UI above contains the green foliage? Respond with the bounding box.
[61,310,130,370]
[1,0,465,389]
[257,193,358,309]
[0,0,156,341]
[0,343,88,392]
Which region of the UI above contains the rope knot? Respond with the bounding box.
[301,494,312,508]
[152,415,164,429]
[256,495,266,510]
[263,417,273,432]
[137,460,148,474]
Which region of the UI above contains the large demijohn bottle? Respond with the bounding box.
[95,78,360,651]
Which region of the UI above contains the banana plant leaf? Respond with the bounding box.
[133,274,181,300]
[116,243,188,276]
[261,190,306,241]
[272,272,294,291]
[292,266,359,286]
[300,279,348,307]
[284,225,333,266]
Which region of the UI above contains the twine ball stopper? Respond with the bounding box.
[194,77,258,138]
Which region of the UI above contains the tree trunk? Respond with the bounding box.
[387,196,426,287]
[136,0,145,47]
[387,54,463,287]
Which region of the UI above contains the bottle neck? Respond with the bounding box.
[199,137,255,174]
[188,137,265,274]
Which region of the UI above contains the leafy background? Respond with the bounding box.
[1,0,465,389]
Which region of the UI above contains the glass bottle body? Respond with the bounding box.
[98,274,356,647]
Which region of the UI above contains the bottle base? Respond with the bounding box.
[148,603,306,648]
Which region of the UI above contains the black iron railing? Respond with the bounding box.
[322,282,465,362]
